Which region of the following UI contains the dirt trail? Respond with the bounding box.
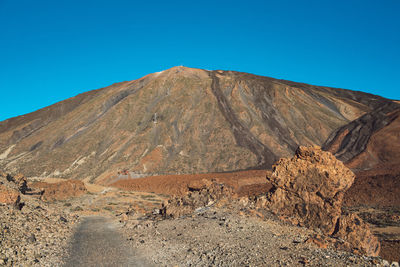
[63,216,152,267]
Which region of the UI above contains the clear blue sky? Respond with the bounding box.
[0,0,399,121]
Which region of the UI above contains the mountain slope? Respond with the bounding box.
[0,66,395,183]
[323,102,400,170]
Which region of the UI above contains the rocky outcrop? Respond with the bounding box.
[31,180,87,202]
[332,213,380,256]
[0,184,20,207]
[0,171,79,265]
[161,182,233,218]
[266,146,380,256]
[267,146,354,234]
[0,172,27,208]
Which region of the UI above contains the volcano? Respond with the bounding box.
[0,66,397,183]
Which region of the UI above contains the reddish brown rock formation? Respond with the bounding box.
[266,146,380,256]
[187,179,214,191]
[6,173,28,194]
[0,172,25,208]
[0,184,20,207]
[31,180,87,202]
[266,146,354,234]
[332,213,380,256]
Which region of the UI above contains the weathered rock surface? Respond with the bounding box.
[0,172,24,208]
[267,146,354,234]
[0,172,79,266]
[0,184,20,207]
[266,146,379,256]
[332,212,380,256]
[31,179,87,202]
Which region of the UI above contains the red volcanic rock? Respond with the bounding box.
[332,213,380,256]
[267,146,354,234]
[266,146,380,256]
[323,105,400,171]
[0,184,20,207]
[31,180,87,202]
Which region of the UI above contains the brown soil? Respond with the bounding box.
[344,165,400,207]
[380,240,400,263]
[30,179,87,201]
[236,182,273,197]
[111,170,271,197]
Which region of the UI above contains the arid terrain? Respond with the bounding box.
[0,166,393,266]
[1,67,399,266]
[2,146,400,266]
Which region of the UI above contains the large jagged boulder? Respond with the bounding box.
[267,146,355,234]
[161,182,233,218]
[266,146,380,256]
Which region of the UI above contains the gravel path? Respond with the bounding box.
[63,216,152,267]
[121,208,381,266]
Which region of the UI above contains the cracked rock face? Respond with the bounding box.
[266,146,380,256]
[0,184,20,207]
[0,172,24,208]
[267,146,355,234]
[333,212,380,257]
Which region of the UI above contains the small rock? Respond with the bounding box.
[382,260,390,267]
[27,234,36,243]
